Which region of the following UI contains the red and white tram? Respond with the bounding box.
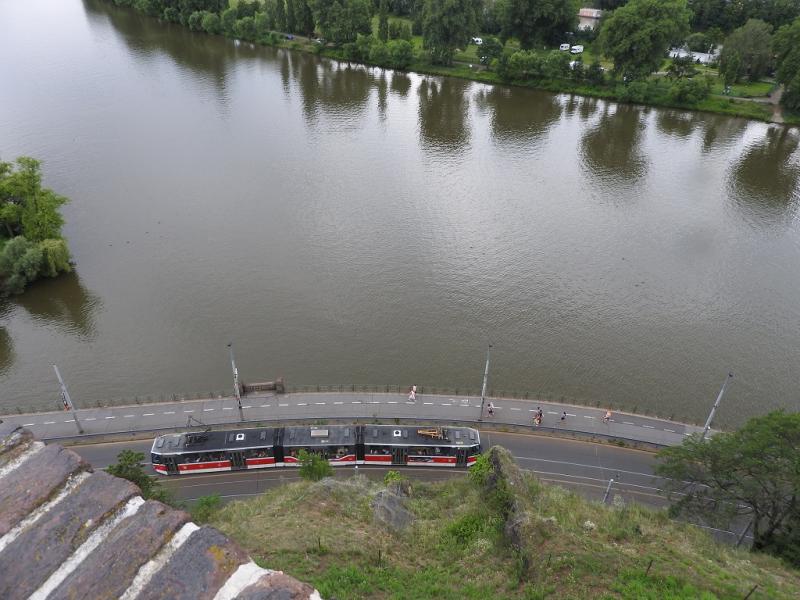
[150,424,481,475]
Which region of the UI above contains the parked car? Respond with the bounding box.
[285,34,294,40]
[559,43,571,51]
[570,45,584,54]
[471,37,483,45]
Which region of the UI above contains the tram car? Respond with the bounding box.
[150,424,481,475]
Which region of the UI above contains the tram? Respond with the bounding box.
[150,424,482,475]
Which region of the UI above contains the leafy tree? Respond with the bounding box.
[221,6,239,32]
[0,237,43,296]
[668,76,711,102]
[0,157,67,243]
[297,0,316,35]
[378,0,390,41]
[388,39,415,67]
[389,19,412,39]
[187,10,206,31]
[501,0,579,49]
[719,19,773,84]
[107,450,176,504]
[656,411,800,565]
[311,0,373,44]
[234,16,257,39]
[38,239,72,278]
[202,11,223,33]
[422,0,482,65]
[297,449,333,481]
[477,35,504,65]
[667,54,698,79]
[774,17,800,109]
[275,0,287,30]
[599,0,691,81]
[286,0,297,32]
[586,60,605,85]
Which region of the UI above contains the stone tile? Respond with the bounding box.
[48,500,189,600]
[0,443,87,536]
[0,470,137,599]
[137,526,249,600]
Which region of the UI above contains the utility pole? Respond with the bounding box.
[53,364,83,435]
[478,344,492,422]
[702,372,734,440]
[228,343,243,421]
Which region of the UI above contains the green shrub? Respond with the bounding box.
[387,39,414,69]
[191,494,222,523]
[669,77,711,103]
[468,452,491,487]
[298,449,333,481]
[388,20,412,40]
[38,238,71,278]
[384,470,403,485]
[0,236,43,296]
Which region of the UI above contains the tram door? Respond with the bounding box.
[164,456,179,475]
[392,447,408,465]
[229,451,246,471]
[455,448,468,467]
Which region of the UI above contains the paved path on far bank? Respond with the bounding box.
[0,392,706,446]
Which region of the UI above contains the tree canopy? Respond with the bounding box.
[599,0,691,81]
[107,449,176,504]
[501,0,579,49]
[422,0,482,65]
[719,19,774,85]
[310,0,372,44]
[774,17,800,110]
[656,411,800,565]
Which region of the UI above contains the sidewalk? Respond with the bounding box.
[0,392,705,447]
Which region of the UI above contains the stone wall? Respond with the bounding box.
[0,421,320,600]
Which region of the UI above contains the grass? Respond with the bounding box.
[208,449,800,599]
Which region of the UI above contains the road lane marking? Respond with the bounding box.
[623,421,635,425]
[203,409,215,412]
[547,411,558,415]
[510,408,521,411]
[222,407,233,410]
[643,425,655,429]
[184,410,194,413]
[298,403,307,406]
[664,429,675,433]
[85,418,96,421]
[584,416,594,419]
[64,420,73,423]
[261,404,270,407]
[105,416,115,420]
[353,401,362,404]
[334,402,344,405]
[23,423,35,426]
[143,413,155,416]
[424,402,433,405]
[44,421,55,425]
[315,402,326,405]
[369,401,380,404]
[163,411,175,414]
[440,403,452,406]
[124,415,135,418]
[243,406,252,409]
[279,403,288,407]
[387,401,398,404]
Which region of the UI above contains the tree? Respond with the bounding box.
[107,449,175,504]
[656,411,800,565]
[477,35,504,65]
[599,0,691,81]
[286,0,297,32]
[311,0,373,44]
[720,19,773,84]
[666,54,698,79]
[221,6,239,33]
[297,0,316,35]
[274,0,287,31]
[501,0,579,49]
[422,0,482,65]
[0,237,43,296]
[297,449,333,481]
[378,0,390,41]
[0,157,67,243]
[202,12,223,33]
[774,17,800,109]
[388,39,415,67]
[389,19,412,39]
[38,239,72,278]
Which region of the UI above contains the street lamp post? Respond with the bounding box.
[53,364,83,435]
[701,372,734,440]
[228,343,243,421]
[478,344,492,422]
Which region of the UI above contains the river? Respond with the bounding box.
[1,0,798,427]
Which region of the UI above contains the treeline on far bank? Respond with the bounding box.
[110,0,800,121]
[0,158,72,297]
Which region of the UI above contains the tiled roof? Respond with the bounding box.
[0,421,320,600]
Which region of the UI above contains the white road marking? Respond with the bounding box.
[64,420,73,423]
[222,407,233,410]
[261,404,270,407]
[623,421,635,425]
[510,408,521,411]
[203,409,215,412]
[566,413,576,417]
[124,415,135,418]
[664,429,675,433]
[298,403,307,406]
[242,406,252,409]
[143,413,155,416]
[85,418,96,421]
[369,401,380,404]
[44,421,55,425]
[334,401,344,405]
[23,423,35,426]
[387,401,397,404]
[441,403,452,406]
[584,416,594,419]
[643,425,655,429]
[352,401,362,404]
[315,402,326,405]
[105,416,115,420]
[547,411,558,415]
[184,410,194,413]
[424,402,433,405]
[279,404,288,407]
[163,411,175,415]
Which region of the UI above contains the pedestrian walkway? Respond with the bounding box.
[0,392,706,447]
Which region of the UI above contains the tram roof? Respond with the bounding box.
[151,424,480,455]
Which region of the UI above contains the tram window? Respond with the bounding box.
[235,433,245,441]
[260,431,267,441]
[344,427,350,438]
[455,431,461,439]
[372,428,378,437]
[469,431,476,440]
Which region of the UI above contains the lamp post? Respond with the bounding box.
[701,372,734,440]
[478,344,492,422]
[228,343,243,421]
[53,364,83,435]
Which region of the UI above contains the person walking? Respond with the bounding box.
[603,410,612,424]
[487,402,494,417]
[408,385,417,402]
[560,411,567,422]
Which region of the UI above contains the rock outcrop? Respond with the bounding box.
[0,421,321,600]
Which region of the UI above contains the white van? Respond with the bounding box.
[471,37,483,45]
[559,43,570,51]
[570,45,584,54]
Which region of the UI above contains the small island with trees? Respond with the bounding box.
[0,157,72,297]
[107,0,800,123]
